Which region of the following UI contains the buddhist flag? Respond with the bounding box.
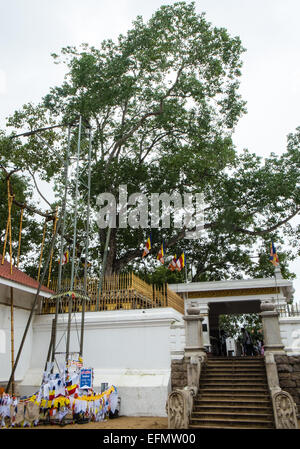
[176,253,185,272]
[142,235,152,258]
[66,384,78,396]
[157,242,165,264]
[59,250,69,265]
[168,254,177,271]
[269,242,279,266]
[49,387,55,400]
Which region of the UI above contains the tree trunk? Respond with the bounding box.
[104,228,116,275]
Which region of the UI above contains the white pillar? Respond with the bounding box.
[183,306,206,358]
[260,302,285,355]
[198,303,210,350]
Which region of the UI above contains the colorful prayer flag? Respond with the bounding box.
[157,242,165,264]
[49,388,55,400]
[176,253,185,271]
[269,241,279,266]
[168,254,177,271]
[142,235,152,258]
[66,384,78,396]
[59,250,69,265]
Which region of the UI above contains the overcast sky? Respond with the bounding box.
[0,0,299,296]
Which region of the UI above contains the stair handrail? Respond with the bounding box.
[166,355,206,430]
[166,305,207,429]
[166,387,195,429]
[260,301,298,429]
[264,352,298,429]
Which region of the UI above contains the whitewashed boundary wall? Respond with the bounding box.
[18,308,183,416]
[279,316,300,356]
[0,304,33,383]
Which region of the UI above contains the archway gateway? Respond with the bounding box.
[169,274,294,354]
[209,304,262,357]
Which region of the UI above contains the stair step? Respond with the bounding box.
[201,379,267,384]
[204,368,265,372]
[190,417,273,424]
[208,357,264,360]
[207,358,264,361]
[203,372,266,376]
[190,357,273,428]
[189,423,273,429]
[197,395,270,402]
[207,356,264,360]
[195,400,271,406]
[198,392,270,398]
[203,363,265,370]
[205,367,265,371]
[200,384,268,389]
[200,383,266,393]
[206,359,264,366]
[191,411,273,418]
[207,359,264,362]
[206,363,264,368]
[201,378,267,382]
[194,405,273,413]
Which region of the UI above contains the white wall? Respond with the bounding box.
[279,317,300,356]
[20,308,184,416]
[170,321,185,359]
[0,304,33,382]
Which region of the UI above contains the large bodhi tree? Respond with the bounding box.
[1,2,299,280]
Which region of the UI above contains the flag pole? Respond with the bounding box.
[273,265,282,309]
[270,241,281,308]
[184,254,188,283]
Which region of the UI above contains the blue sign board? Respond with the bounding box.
[80,368,93,389]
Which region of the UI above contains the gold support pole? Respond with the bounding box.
[1,217,9,265]
[17,208,24,268]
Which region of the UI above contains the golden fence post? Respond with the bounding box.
[105,276,107,311]
[117,274,119,310]
[109,276,111,310]
[113,274,115,309]
[103,275,105,310]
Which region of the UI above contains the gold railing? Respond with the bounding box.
[41,273,184,315]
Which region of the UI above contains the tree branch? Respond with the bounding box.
[232,208,300,236]
[28,169,52,208]
[0,165,56,220]
[113,205,299,272]
[106,65,185,168]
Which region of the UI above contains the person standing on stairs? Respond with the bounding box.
[241,327,254,356]
[220,329,227,356]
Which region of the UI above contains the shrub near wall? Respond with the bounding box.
[275,355,300,417]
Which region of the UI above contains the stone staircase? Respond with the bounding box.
[189,356,275,429]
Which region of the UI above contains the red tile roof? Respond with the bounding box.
[0,259,53,294]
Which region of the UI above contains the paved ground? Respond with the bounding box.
[24,416,168,429]
[14,416,300,429]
